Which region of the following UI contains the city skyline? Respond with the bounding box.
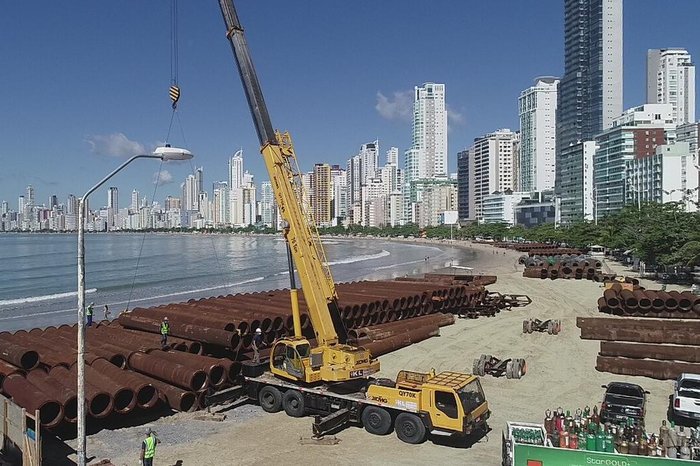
[2,1,699,206]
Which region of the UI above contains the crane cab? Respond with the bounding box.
[269,337,380,384]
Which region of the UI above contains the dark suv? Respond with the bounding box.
[599,382,648,427]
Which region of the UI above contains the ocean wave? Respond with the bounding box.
[326,250,390,266]
[0,288,97,307]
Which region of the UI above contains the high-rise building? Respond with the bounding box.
[457,149,473,222]
[386,147,399,166]
[26,185,35,206]
[48,195,58,209]
[359,141,379,183]
[412,83,448,180]
[594,104,676,217]
[259,181,275,227]
[556,0,623,222]
[194,167,204,200]
[107,187,118,211]
[467,129,519,221]
[229,150,243,190]
[519,77,559,192]
[183,174,199,211]
[330,165,347,224]
[647,48,696,125]
[131,190,140,212]
[311,163,332,226]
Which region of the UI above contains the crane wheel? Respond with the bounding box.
[361,406,393,435]
[258,385,283,413]
[395,412,427,444]
[282,389,305,417]
[505,360,514,379]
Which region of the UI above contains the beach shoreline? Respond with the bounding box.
[55,237,680,466]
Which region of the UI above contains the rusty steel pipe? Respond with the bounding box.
[147,377,197,412]
[600,341,700,363]
[648,291,666,312]
[70,364,136,415]
[577,317,700,345]
[89,358,159,409]
[657,291,677,310]
[119,314,240,350]
[362,325,440,357]
[596,355,700,381]
[128,352,208,391]
[603,290,620,308]
[3,374,64,428]
[671,291,692,312]
[130,306,239,333]
[49,365,113,419]
[26,369,79,423]
[633,290,651,313]
[619,290,637,309]
[0,360,24,392]
[0,339,40,370]
[146,349,227,388]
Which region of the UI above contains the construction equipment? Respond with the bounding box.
[213,0,491,442]
[473,354,526,379]
[523,319,562,335]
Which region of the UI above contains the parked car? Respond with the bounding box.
[600,382,648,427]
[672,373,700,422]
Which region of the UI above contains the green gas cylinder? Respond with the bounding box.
[595,431,605,451]
[605,433,614,452]
[586,433,596,451]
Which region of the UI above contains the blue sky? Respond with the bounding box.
[1,0,699,209]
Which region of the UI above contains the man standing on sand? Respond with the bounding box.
[140,429,159,466]
[160,317,170,347]
[103,304,111,321]
[86,302,94,327]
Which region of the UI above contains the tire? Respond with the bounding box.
[361,406,393,435]
[518,359,528,376]
[258,385,283,413]
[505,360,513,379]
[511,360,523,379]
[282,389,305,417]
[472,358,481,375]
[522,320,529,334]
[395,412,427,444]
[547,321,554,335]
[555,320,562,335]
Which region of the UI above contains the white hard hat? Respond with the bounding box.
[255,328,262,334]
[90,302,94,306]
[164,317,169,320]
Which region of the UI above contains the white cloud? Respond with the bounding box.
[153,170,173,186]
[447,106,465,125]
[85,133,146,157]
[375,90,413,122]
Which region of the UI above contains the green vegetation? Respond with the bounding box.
[318,202,700,267]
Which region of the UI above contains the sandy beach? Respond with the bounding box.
[66,239,678,466]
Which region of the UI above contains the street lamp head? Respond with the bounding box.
[153,145,194,161]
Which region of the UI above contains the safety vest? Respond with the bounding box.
[86,305,93,316]
[144,435,156,459]
[160,322,170,335]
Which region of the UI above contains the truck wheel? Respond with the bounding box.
[547,321,554,334]
[395,412,427,444]
[259,385,282,413]
[361,406,393,435]
[522,320,529,334]
[282,389,305,417]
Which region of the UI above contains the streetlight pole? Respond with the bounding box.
[76,146,192,466]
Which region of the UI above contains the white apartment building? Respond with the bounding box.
[412,83,448,179]
[519,77,559,192]
[482,191,531,225]
[625,142,699,213]
[468,129,519,221]
[647,48,696,125]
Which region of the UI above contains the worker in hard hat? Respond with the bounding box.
[86,302,94,327]
[252,327,264,363]
[160,317,170,347]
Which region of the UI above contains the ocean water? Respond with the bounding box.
[0,233,475,332]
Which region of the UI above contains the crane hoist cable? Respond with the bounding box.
[169,0,180,110]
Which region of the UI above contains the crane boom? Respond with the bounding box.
[218,1,347,346]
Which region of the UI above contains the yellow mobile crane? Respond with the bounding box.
[213,0,490,444]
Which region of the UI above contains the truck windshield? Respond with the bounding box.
[458,379,485,413]
[679,380,700,399]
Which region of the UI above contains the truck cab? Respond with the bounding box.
[366,370,489,439]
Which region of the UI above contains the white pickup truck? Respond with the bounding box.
[673,373,700,422]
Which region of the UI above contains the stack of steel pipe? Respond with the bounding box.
[598,288,699,318]
[578,316,700,380]
[522,264,615,282]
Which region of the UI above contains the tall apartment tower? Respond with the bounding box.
[107,187,118,211]
[228,150,243,190]
[519,77,559,192]
[556,0,623,222]
[647,48,696,125]
[359,141,379,183]
[311,163,332,226]
[411,83,448,180]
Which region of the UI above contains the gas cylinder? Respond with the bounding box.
[560,430,570,448]
[595,431,605,451]
[605,432,614,453]
[629,438,639,455]
[586,433,596,451]
[667,446,678,458]
[570,432,578,449]
[639,437,648,456]
[544,409,554,435]
[680,445,691,459]
[552,429,560,448]
[591,405,599,424]
[619,439,629,454]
